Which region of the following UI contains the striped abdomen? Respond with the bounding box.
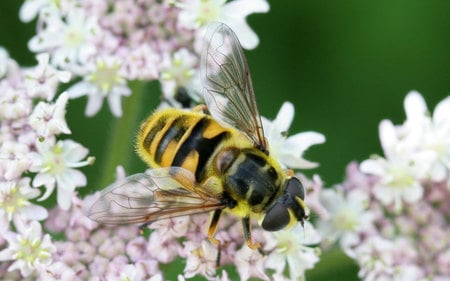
[136,109,230,182]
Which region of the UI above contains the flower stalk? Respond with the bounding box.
[94,80,148,191]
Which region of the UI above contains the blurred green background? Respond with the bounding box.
[1,1,449,280]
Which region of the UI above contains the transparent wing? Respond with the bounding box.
[201,22,268,152]
[86,167,225,224]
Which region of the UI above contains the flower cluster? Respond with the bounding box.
[0,48,93,276]
[21,0,270,117]
[318,91,450,280]
[0,0,331,280]
[37,169,324,281]
[75,100,323,280]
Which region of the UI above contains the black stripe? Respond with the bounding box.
[245,152,266,167]
[173,117,228,181]
[155,116,187,164]
[143,116,167,152]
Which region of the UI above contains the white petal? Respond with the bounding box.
[280,154,319,169]
[0,248,15,261]
[67,81,91,98]
[360,159,385,176]
[58,168,87,189]
[285,131,326,153]
[378,119,397,155]
[19,0,46,22]
[265,252,286,272]
[62,140,88,162]
[287,247,318,278]
[433,96,450,125]
[303,221,321,245]
[108,92,123,117]
[372,185,395,206]
[21,205,48,220]
[404,91,428,120]
[402,183,423,203]
[224,0,269,16]
[57,188,73,210]
[33,172,55,189]
[85,93,104,117]
[55,92,69,110]
[57,70,72,83]
[319,189,342,213]
[429,163,447,182]
[28,220,43,236]
[273,102,294,133]
[221,0,269,49]
[223,19,259,50]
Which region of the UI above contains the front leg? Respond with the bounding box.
[207,209,223,266]
[207,209,223,246]
[242,217,261,250]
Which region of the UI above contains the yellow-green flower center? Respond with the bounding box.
[334,208,357,232]
[64,25,85,48]
[0,186,28,217]
[196,0,221,26]
[87,59,122,94]
[15,237,51,266]
[42,144,66,175]
[388,166,415,189]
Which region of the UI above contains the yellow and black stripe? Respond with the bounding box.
[136,109,230,182]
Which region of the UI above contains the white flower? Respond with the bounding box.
[148,216,190,240]
[0,178,48,223]
[177,0,270,50]
[29,92,72,138]
[183,240,217,279]
[0,220,56,277]
[67,56,131,117]
[262,102,325,169]
[0,141,31,181]
[38,261,76,281]
[0,48,20,80]
[19,0,75,22]
[403,91,450,181]
[121,44,160,81]
[150,273,164,281]
[120,264,146,281]
[28,7,98,70]
[361,120,426,212]
[265,222,321,280]
[316,188,373,256]
[24,53,71,101]
[0,85,32,121]
[148,230,181,264]
[235,246,269,281]
[0,47,11,78]
[0,210,9,237]
[160,48,197,98]
[365,92,450,192]
[355,236,395,281]
[29,139,93,210]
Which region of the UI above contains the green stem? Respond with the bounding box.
[95,81,147,190]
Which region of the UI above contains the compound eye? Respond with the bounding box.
[261,203,290,231]
[286,177,305,200]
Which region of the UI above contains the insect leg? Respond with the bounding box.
[192,104,208,113]
[207,209,223,245]
[242,217,261,250]
[207,209,223,266]
[138,222,152,234]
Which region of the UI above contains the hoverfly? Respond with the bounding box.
[86,22,309,250]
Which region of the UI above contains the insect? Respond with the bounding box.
[86,22,309,250]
